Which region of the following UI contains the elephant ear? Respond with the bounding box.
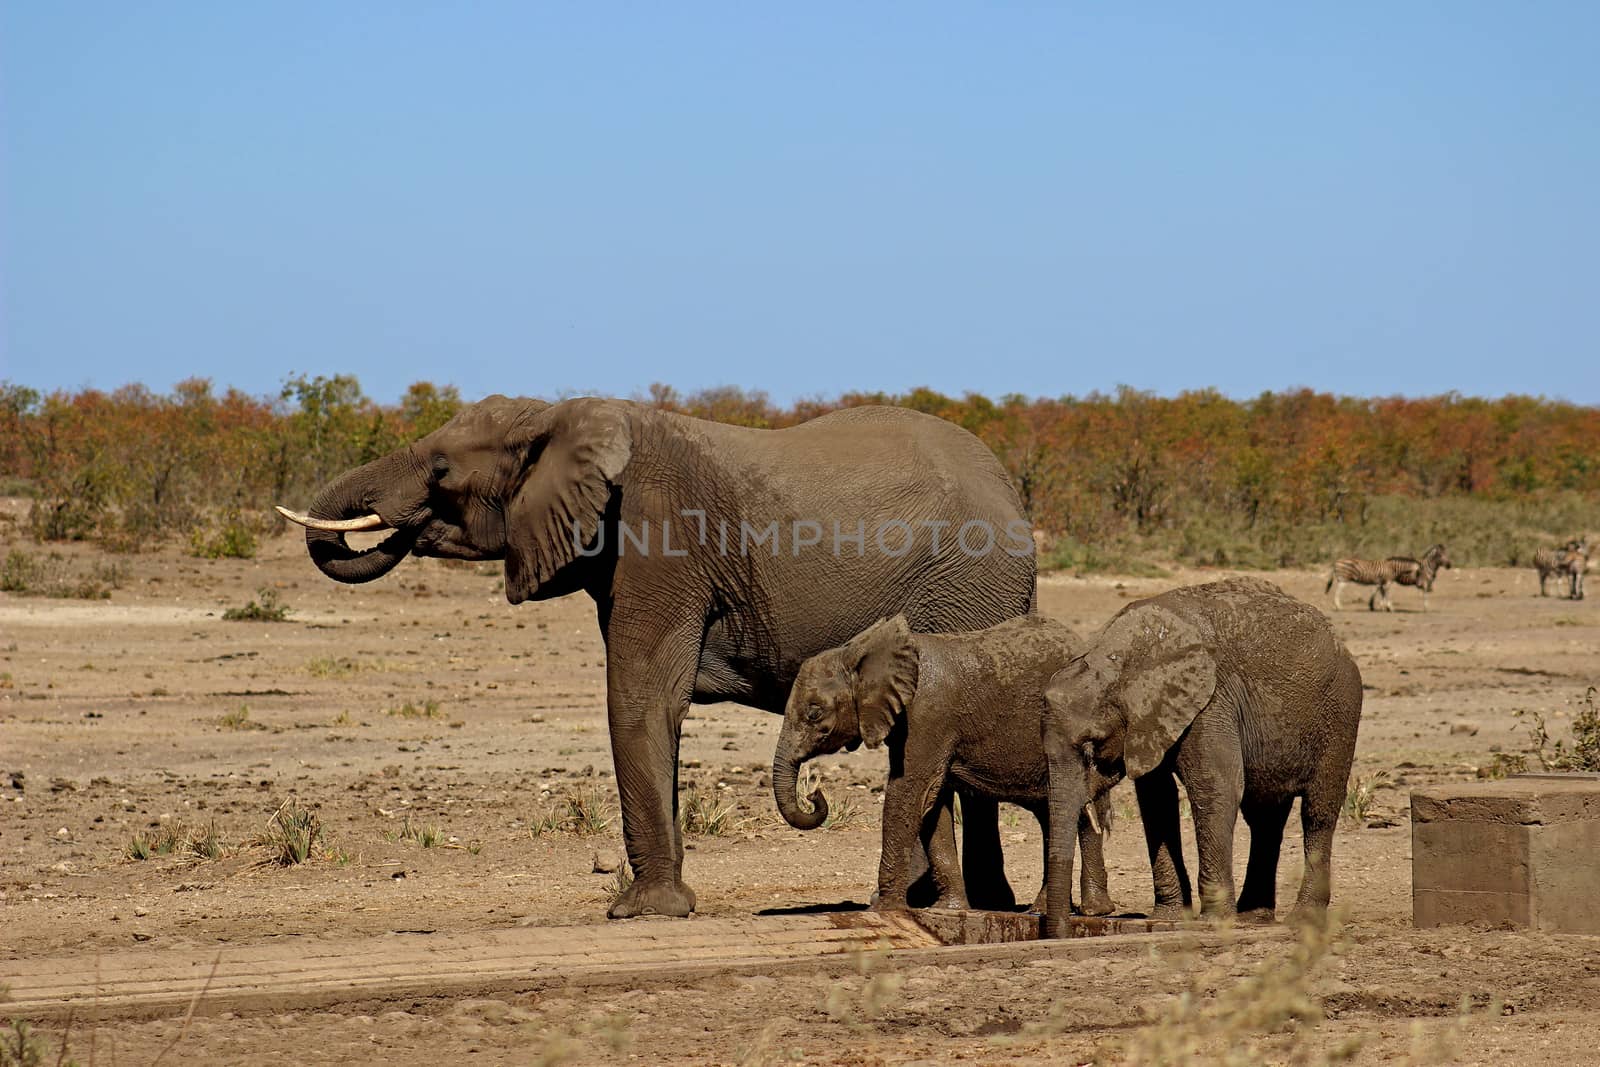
[503,398,632,603]
[845,615,919,749]
[1114,607,1218,779]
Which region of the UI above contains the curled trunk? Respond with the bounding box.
[772,735,828,830]
[304,454,420,584]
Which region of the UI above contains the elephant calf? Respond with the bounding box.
[1042,576,1363,937]
[774,614,1114,914]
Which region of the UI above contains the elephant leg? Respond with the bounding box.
[603,622,699,920]
[958,792,1015,911]
[1289,780,1343,922]
[1027,805,1049,913]
[903,829,941,908]
[875,750,950,910]
[1134,769,1191,919]
[1236,795,1293,921]
[1076,795,1114,916]
[1175,739,1244,920]
[924,789,969,910]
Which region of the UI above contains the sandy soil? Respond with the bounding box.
[3,522,1599,1064]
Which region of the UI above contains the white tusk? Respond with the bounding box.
[1084,800,1102,836]
[274,506,389,532]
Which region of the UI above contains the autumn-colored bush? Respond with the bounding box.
[2,377,1597,570]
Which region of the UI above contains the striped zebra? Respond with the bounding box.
[1326,543,1451,612]
[1533,538,1588,600]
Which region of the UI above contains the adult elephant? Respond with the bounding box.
[279,395,1037,918]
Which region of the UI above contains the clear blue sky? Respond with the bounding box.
[3,4,1597,405]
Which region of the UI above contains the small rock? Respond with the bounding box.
[592,851,621,874]
[55,827,70,840]
[1450,721,1479,736]
[134,906,148,917]
[132,932,153,942]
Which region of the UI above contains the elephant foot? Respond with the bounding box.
[607,876,696,919]
[931,890,970,911]
[1236,906,1277,925]
[1150,901,1191,921]
[1076,891,1115,918]
[872,894,911,912]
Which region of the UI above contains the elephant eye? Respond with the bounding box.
[805,704,825,723]
[431,456,450,480]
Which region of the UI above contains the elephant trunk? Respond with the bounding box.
[303,454,421,585]
[772,733,828,830]
[1044,759,1090,939]
[1076,794,1115,917]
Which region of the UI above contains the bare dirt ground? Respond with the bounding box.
[4,517,1599,1064]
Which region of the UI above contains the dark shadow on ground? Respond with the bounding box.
[756,900,870,916]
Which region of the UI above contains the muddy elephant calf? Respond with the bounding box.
[1043,576,1364,937]
[774,614,1114,914]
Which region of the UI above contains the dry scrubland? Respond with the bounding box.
[4,378,1600,574]
[3,511,1600,1065]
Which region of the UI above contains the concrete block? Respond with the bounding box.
[1412,773,1600,933]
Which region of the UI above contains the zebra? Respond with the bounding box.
[1387,543,1452,610]
[1533,537,1588,600]
[1326,543,1451,612]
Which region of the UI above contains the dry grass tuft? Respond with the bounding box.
[397,815,443,848]
[1342,770,1391,824]
[680,785,742,837]
[216,705,267,731]
[822,943,904,1030]
[252,799,324,866]
[386,699,445,720]
[530,785,617,837]
[124,824,185,861]
[124,820,230,862]
[1085,912,1357,1066]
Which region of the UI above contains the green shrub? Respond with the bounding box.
[0,550,119,599]
[1517,687,1600,773]
[223,588,290,621]
[0,551,35,593]
[189,511,259,559]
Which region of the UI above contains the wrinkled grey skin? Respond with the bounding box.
[1042,577,1363,938]
[291,395,1036,918]
[774,615,1114,915]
